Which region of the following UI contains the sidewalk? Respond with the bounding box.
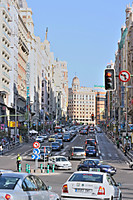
[105,131,133,162]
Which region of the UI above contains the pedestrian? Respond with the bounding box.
[116,139,119,148]
[0,144,3,155]
[16,154,22,172]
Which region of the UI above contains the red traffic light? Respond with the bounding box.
[106,72,112,77]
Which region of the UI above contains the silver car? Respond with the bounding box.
[0,172,59,200]
[68,146,86,160]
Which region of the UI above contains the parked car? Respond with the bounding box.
[48,135,56,142]
[77,159,116,175]
[85,145,97,157]
[61,171,122,200]
[48,156,72,170]
[68,146,86,160]
[35,136,44,143]
[56,139,64,148]
[51,142,61,151]
[40,146,52,160]
[0,172,59,200]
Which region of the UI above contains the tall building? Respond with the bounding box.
[68,76,95,125]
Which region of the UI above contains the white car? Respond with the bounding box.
[61,171,122,200]
[36,136,44,143]
[48,156,72,170]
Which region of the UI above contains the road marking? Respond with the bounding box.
[108,153,112,157]
[61,145,69,153]
[61,152,66,155]
[102,153,105,157]
[55,152,59,155]
[71,134,78,143]
[115,154,118,157]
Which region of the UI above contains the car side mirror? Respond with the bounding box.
[115,182,121,187]
[47,185,52,191]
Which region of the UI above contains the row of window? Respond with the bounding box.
[69,95,95,100]
[68,104,94,107]
[68,101,94,104]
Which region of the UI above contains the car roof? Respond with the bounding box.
[72,146,84,149]
[72,171,106,175]
[49,155,66,158]
[0,172,29,179]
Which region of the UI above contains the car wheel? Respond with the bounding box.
[111,197,113,200]
[119,194,122,200]
[131,165,133,169]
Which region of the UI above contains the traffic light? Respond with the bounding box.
[91,114,94,121]
[104,69,115,91]
[126,133,128,140]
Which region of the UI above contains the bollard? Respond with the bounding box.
[47,164,49,173]
[25,164,28,172]
[19,163,21,172]
[40,164,43,173]
[28,165,30,173]
[52,164,55,173]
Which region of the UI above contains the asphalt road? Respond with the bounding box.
[0,131,133,199]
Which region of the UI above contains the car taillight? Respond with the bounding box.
[85,141,87,144]
[95,142,96,145]
[62,184,68,193]
[97,186,105,195]
[5,194,11,200]
[84,152,86,156]
[72,153,73,156]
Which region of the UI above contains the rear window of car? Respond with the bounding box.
[69,173,103,183]
[86,140,95,144]
[0,176,19,189]
[73,148,84,152]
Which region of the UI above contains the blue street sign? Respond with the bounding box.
[33,148,40,155]
[31,154,41,159]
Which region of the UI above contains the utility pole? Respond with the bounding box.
[15,93,17,143]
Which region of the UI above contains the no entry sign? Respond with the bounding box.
[119,70,130,82]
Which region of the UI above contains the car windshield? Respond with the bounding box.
[52,142,59,146]
[0,176,20,189]
[69,173,103,183]
[56,157,67,162]
[87,146,95,150]
[73,148,84,152]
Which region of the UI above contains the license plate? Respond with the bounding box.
[75,189,92,193]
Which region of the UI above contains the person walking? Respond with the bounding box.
[16,154,22,172]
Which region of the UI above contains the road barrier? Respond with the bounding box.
[28,165,30,173]
[40,164,43,173]
[47,164,49,173]
[25,164,28,172]
[19,163,21,172]
[52,164,55,173]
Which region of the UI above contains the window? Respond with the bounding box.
[33,176,47,191]
[23,176,37,191]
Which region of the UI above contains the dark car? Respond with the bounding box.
[80,129,88,135]
[56,139,64,148]
[51,142,61,151]
[63,133,71,142]
[88,128,95,134]
[85,145,96,156]
[77,159,116,175]
[85,138,97,148]
[40,146,52,160]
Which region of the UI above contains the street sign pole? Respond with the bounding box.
[44,153,45,173]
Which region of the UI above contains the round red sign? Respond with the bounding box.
[119,70,130,82]
[33,141,40,148]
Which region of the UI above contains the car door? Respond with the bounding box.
[33,176,49,200]
[110,176,120,199]
[22,175,42,200]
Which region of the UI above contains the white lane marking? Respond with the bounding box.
[22,149,32,156]
[115,154,118,157]
[102,153,105,157]
[71,134,78,143]
[61,145,69,153]
[55,152,59,155]
[61,152,66,155]
[108,153,111,157]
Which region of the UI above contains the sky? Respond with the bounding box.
[26,0,132,88]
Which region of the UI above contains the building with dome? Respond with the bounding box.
[68,76,95,125]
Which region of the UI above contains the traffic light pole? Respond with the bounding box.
[126,84,128,143]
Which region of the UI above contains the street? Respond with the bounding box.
[0,131,133,199]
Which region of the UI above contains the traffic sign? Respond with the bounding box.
[119,70,130,82]
[33,141,40,149]
[33,148,40,155]
[31,154,41,159]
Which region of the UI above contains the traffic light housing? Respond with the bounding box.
[104,69,115,91]
[91,114,94,121]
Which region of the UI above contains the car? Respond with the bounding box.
[80,129,88,135]
[85,145,97,156]
[51,142,61,151]
[61,171,122,200]
[35,136,44,143]
[63,133,71,142]
[0,172,59,200]
[129,161,133,169]
[48,135,56,142]
[68,146,86,160]
[56,139,64,148]
[85,138,97,148]
[88,127,95,134]
[48,156,72,170]
[41,134,48,139]
[40,146,52,160]
[77,159,116,175]
[57,132,63,139]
